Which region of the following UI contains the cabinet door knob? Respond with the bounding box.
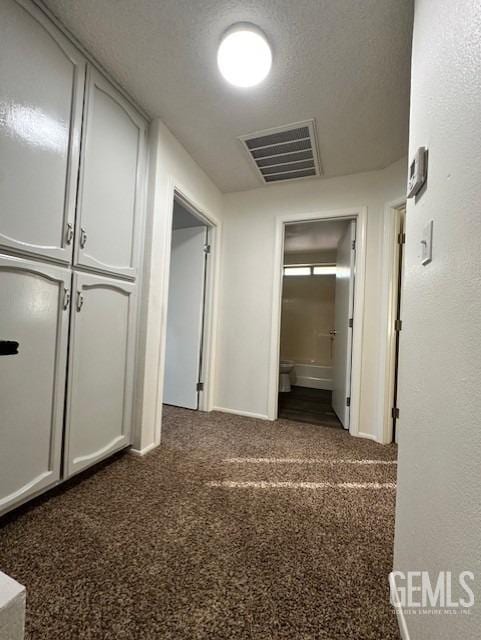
[79,227,88,249]
[65,223,74,245]
[63,288,71,310]
[76,291,84,312]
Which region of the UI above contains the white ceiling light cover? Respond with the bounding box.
[217,23,272,88]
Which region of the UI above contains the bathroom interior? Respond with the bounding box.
[278,218,354,427]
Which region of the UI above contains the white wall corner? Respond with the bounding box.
[388,572,411,640]
[0,571,25,640]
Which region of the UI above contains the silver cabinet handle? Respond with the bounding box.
[63,288,70,310]
[65,223,74,245]
[329,329,337,336]
[79,227,87,249]
[76,291,84,312]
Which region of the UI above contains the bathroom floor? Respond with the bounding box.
[278,386,342,428]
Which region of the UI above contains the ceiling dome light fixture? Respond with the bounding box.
[217,23,272,88]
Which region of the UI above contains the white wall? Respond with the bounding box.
[133,118,223,452]
[215,159,407,438]
[393,1,481,638]
[0,572,25,640]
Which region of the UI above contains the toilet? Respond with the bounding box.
[279,360,295,392]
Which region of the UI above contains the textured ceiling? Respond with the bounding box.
[284,220,349,254]
[42,0,414,193]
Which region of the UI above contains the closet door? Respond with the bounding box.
[75,67,146,280]
[64,272,136,477]
[0,0,85,264]
[0,255,70,515]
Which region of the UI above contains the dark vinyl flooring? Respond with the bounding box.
[278,386,343,428]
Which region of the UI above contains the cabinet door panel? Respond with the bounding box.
[65,272,135,477]
[0,255,70,515]
[0,0,85,264]
[75,67,146,279]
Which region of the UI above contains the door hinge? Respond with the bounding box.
[352,240,356,250]
[348,318,353,328]
[391,407,400,419]
[395,319,403,332]
[203,244,211,254]
[398,232,406,245]
[196,382,204,392]
[346,396,351,407]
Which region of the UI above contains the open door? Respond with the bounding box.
[332,221,356,428]
[163,225,208,409]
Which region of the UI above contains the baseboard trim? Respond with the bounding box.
[356,431,379,442]
[389,572,411,640]
[129,441,159,457]
[212,407,270,421]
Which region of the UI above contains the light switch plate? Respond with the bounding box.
[421,220,433,265]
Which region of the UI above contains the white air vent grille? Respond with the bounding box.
[239,120,322,184]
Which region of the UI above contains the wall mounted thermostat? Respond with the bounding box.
[407,146,428,198]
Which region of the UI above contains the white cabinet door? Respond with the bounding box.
[64,272,136,477]
[0,0,85,264]
[75,67,146,280]
[0,255,70,515]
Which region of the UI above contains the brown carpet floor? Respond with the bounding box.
[0,407,399,640]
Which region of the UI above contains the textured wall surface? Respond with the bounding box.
[394,0,481,637]
[42,0,413,192]
[135,119,223,451]
[280,274,336,366]
[216,159,407,437]
[0,571,25,640]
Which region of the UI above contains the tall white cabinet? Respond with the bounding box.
[0,0,147,514]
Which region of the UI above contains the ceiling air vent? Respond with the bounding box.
[238,120,322,184]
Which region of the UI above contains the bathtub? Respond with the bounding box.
[291,362,333,390]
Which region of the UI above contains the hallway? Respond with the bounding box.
[0,408,398,639]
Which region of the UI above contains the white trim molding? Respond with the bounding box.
[129,441,159,457]
[267,207,368,440]
[213,407,271,421]
[377,199,406,443]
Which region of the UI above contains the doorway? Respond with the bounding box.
[163,194,211,410]
[277,218,357,429]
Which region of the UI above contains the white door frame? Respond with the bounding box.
[267,207,368,438]
[378,199,406,443]
[153,180,220,441]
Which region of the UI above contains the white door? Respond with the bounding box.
[332,221,356,428]
[64,272,136,477]
[0,0,85,264]
[164,226,208,409]
[75,66,146,280]
[0,255,70,515]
